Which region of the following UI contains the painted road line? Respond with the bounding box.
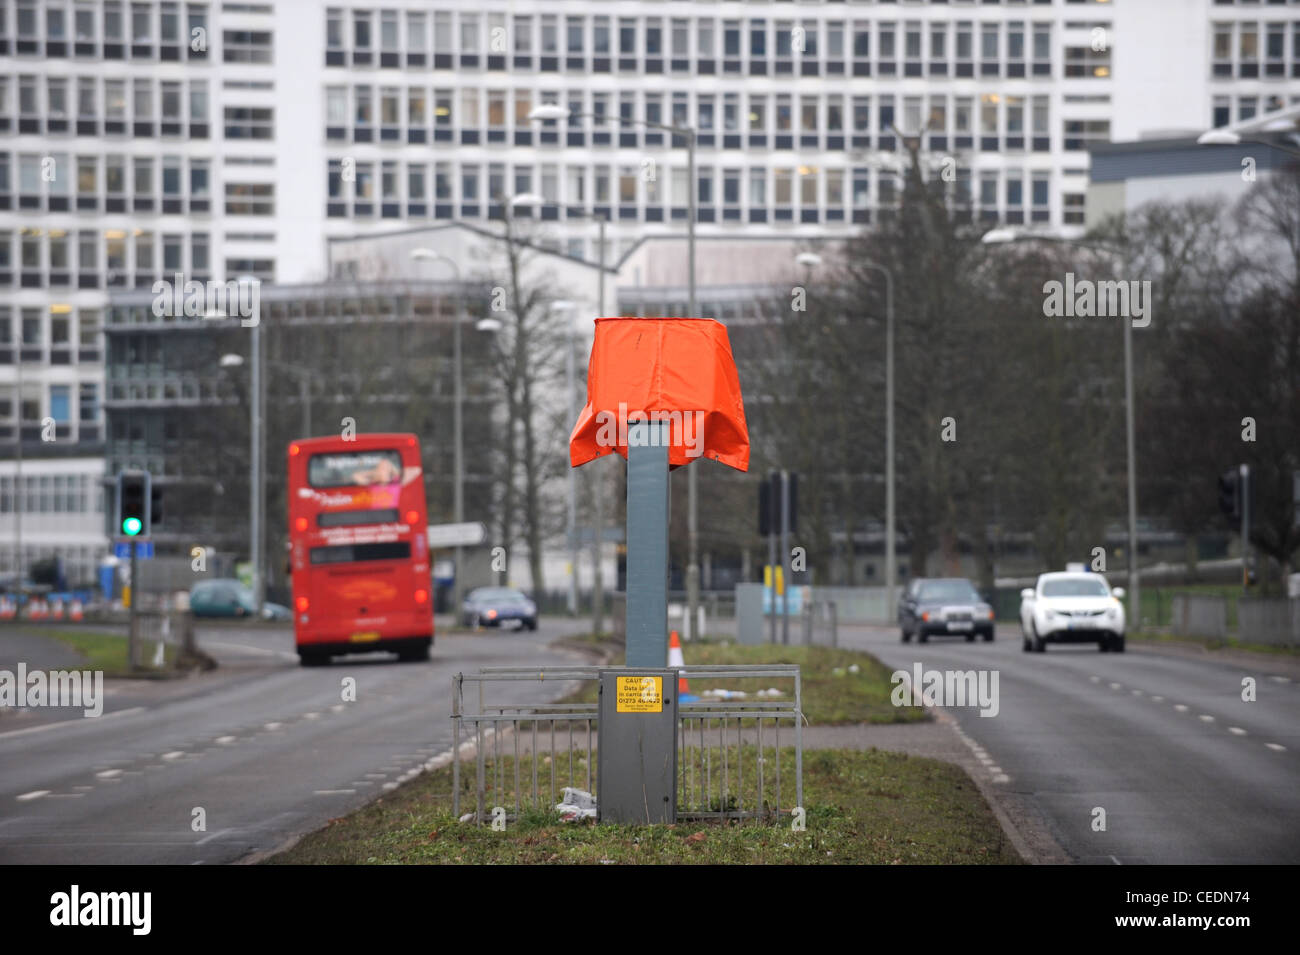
[1229,727,1247,736]
[0,706,146,741]
[16,790,49,802]
[1266,743,1286,752]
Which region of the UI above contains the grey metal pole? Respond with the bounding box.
[128,540,138,669]
[780,469,790,645]
[626,419,670,668]
[1240,463,1250,592]
[686,127,700,641]
[591,214,606,636]
[883,266,896,624]
[1124,314,1138,629]
[566,316,578,616]
[251,307,264,616]
[453,275,465,624]
[767,516,777,644]
[13,353,21,594]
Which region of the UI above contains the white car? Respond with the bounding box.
[1019,572,1126,653]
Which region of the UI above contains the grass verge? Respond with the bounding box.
[270,746,1019,865]
[44,628,179,678]
[552,638,926,726]
[1128,628,1298,657]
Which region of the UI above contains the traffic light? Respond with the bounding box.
[1218,469,1241,522]
[116,471,151,538]
[150,485,163,528]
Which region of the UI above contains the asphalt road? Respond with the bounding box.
[838,622,1300,864]
[0,618,582,864]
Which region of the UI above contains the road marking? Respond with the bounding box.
[203,641,299,661]
[330,704,346,713]
[162,751,186,760]
[1089,676,1100,683]
[1130,689,1143,696]
[1110,855,1122,866]
[313,789,355,795]
[991,774,1010,784]
[1174,704,1189,713]
[0,706,146,741]
[195,828,233,845]
[215,736,236,745]
[1266,743,1286,752]
[381,782,399,791]
[303,712,321,720]
[16,790,49,802]
[1229,727,1247,736]
[96,769,123,779]
[1151,696,1164,702]
[364,773,387,779]
[263,722,282,731]
[1199,715,1215,723]
[73,785,93,791]
[352,781,373,787]
[47,792,84,799]
[1109,682,1122,690]
[1268,676,1291,684]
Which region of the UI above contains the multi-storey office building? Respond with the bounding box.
[3,0,1298,588]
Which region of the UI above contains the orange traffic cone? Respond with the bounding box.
[669,630,695,700]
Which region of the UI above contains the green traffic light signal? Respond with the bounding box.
[122,516,143,537]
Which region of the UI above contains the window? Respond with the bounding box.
[223,30,272,63]
[224,106,273,139]
[225,182,274,215]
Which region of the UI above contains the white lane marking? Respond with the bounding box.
[1151,696,1164,702]
[162,751,186,760]
[46,792,85,799]
[1109,682,1122,690]
[1199,715,1215,723]
[1130,689,1143,696]
[96,769,123,779]
[1266,743,1286,752]
[215,736,236,745]
[364,773,387,779]
[992,774,1010,784]
[0,706,146,741]
[202,641,299,661]
[352,781,373,787]
[1089,676,1100,683]
[73,785,93,791]
[16,790,49,802]
[1110,855,1122,866]
[313,789,356,795]
[381,782,399,791]
[330,704,346,713]
[303,712,321,720]
[1268,676,1291,684]
[195,828,233,846]
[1229,727,1247,736]
[978,756,995,766]
[1174,704,1189,713]
[263,722,282,731]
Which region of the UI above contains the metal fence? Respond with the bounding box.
[452,664,803,825]
[1237,597,1300,647]
[128,608,199,670]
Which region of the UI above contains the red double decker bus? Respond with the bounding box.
[287,433,433,666]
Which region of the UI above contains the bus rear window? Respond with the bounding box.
[317,508,401,528]
[310,542,412,564]
[308,450,403,488]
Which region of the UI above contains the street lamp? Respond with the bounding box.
[409,247,468,620]
[981,227,1140,627]
[527,103,703,641]
[1195,103,1300,158]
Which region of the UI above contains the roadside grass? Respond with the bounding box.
[269,746,1019,865]
[43,629,178,677]
[1128,628,1299,657]
[551,638,926,726]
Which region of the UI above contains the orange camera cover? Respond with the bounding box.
[568,317,750,472]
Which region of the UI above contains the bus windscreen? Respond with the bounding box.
[317,508,402,528]
[309,541,412,564]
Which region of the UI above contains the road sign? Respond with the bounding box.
[114,540,154,559]
[426,521,487,548]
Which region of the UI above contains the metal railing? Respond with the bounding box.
[452,664,803,825]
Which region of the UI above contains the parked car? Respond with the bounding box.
[461,587,537,631]
[1019,571,1126,652]
[898,577,995,643]
[189,579,291,621]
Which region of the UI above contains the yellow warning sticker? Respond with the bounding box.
[616,676,663,713]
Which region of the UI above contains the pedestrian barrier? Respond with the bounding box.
[452,664,803,826]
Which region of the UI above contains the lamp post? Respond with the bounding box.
[981,227,1140,628]
[410,248,467,620]
[528,104,700,639]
